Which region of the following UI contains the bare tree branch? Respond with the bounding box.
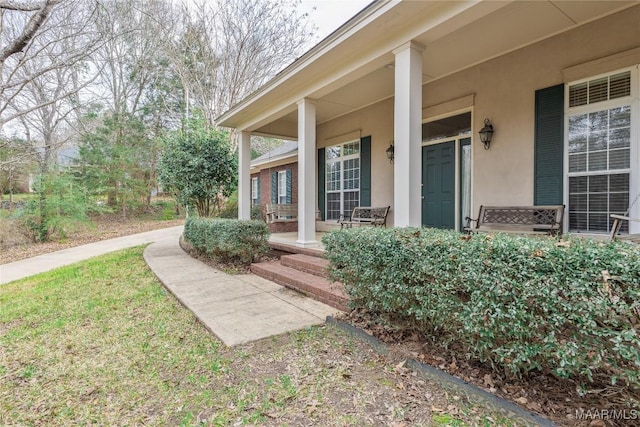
[0,0,47,12]
[0,0,61,62]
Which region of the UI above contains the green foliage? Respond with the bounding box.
[216,191,264,221]
[12,171,93,242]
[158,117,237,217]
[183,216,269,265]
[77,113,156,215]
[323,228,640,388]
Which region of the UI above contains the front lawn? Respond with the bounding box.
[0,247,513,426]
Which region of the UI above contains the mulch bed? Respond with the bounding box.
[339,309,639,427]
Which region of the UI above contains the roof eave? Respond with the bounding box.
[216,0,389,129]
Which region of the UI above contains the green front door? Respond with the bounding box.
[422,141,455,229]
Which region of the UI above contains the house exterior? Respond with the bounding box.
[219,0,640,247]
[250,141,299,231]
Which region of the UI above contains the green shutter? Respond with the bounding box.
[285,169,292,204]
[534,84,564,205]
[270,171,277,204]
[318,148,325,220]
[360,136,371,207]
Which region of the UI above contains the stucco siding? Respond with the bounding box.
[422,5,640,213]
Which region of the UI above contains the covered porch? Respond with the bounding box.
[219,1,640,245]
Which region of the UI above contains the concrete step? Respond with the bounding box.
[267,240,325,258]
[251,261,348,312]
[281,254,329,278]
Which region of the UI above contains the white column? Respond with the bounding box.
[238,131,251,220]
[393,41,425,227]
[296,99,318,246]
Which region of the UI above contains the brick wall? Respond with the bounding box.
[251,162,298,205]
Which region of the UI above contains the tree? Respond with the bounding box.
[158,117,237,217]
[1,0,102,180]
[0,0,61,64]
[170,0,315,137]
[12,168,91,242]
[78,112,153,215]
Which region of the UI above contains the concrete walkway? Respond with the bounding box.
[144,239,337,346]
[0,226,184,284]
[1,225,337,346]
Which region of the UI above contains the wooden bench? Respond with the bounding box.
[265,203,297,224]
[339,206,390,229]
[465,205,564,236]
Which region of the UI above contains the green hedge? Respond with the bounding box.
[323,227,640,388]
[184,217,269,265]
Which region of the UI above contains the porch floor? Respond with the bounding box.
[268,232,327,255]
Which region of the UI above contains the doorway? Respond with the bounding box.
[421,112,472,230]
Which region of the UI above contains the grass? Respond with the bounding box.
[1,247,518,426]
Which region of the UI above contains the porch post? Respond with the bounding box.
[393,41,424,227]
[296,98,318,246]
[238,131,251,220]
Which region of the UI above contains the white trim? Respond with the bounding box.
[251,177,259,205]
[277,171,287,205]
[238,131,252,220]
[324,139,361,221]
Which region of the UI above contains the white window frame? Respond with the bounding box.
[277,170,287,205]
[564,65,640,235]
[325,140,360,221]
[251,177,258,206]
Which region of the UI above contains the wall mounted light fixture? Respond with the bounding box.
[479,118,494,150]
[386,143,395,163]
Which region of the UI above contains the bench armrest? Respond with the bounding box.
[464,216,478,228]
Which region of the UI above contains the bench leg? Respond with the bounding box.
[610,218,622,240]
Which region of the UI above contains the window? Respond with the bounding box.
[251,177,259,206]
[567,70,634,233]
[326,141,360,220]
[277,171,287,205]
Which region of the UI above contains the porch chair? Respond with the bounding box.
[610,191,640,241]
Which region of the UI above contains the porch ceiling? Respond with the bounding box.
[218,0,637,139]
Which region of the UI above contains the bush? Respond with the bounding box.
[183,216,269,265]
[323,227,640,388]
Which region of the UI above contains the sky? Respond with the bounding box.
[300,0,372,41]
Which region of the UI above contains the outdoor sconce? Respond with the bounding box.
[479,118,494,150]
[386,143,395,163]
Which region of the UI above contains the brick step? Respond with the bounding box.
[251,261,348,312]
[281,254,329,278]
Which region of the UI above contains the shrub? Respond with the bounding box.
[183,216,269,265]
[323,227,640,388]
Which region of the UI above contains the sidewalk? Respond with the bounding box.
[1,225,338,346]
[0,226,184,284]
[144,239,337,346]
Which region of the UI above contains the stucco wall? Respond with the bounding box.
[316,5,640,223]
[422,5,640,214]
